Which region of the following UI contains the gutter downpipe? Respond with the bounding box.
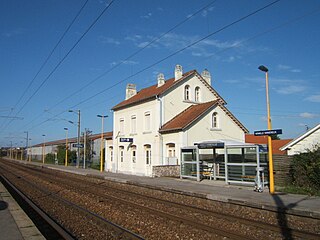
[156,95,164,165]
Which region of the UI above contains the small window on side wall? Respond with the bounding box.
[195,86,200,102]
[184,85,190,101]
[212,112,219,128]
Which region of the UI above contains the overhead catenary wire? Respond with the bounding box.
[20,0,283,135]
[20,0,220,130]
[0,0,116,133]
[0,0,89,132]
[20,0,320,142]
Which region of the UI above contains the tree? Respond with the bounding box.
[271,134,280,140]
[81,129,94,162]
[56,144,77,165]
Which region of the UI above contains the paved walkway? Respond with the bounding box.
[15,159,320,219]
[0,182,44,240]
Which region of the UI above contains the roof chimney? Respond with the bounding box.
[125,83,137,100]
[174,64,183,80]
[157,73,165,87]
[201,69,211,85]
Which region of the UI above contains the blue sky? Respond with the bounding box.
[0,0,319,147]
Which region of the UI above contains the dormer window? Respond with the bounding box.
[184,85,190,101]
[195,87,200,102]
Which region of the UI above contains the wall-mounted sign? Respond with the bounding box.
[120,138,133,143]
[254,129,282,136]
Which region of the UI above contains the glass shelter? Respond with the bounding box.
[181,140,268,186]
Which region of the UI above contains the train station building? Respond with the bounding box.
[105,65,250,178]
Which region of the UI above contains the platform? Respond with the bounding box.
[0,182,44,240]
[5,158,320,220]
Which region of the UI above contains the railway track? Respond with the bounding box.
[1,159,319,239]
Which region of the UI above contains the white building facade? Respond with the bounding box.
[106,65,248,176]
[280,123,320,155]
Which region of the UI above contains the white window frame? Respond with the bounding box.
[195,86,200,102]
[144,111,151,132]
[131,115,137,134]
[119,118,125,135]
[184,85,190,101]
[144,144,151,165]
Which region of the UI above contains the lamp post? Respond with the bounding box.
[258,65,275,194]
[64,128,68,166]
[10,141,12,158]
[28,138,32,162]
[24,131,29,161]
[69,110,80,168]
[97,114,108,172]
[42,134,46,164]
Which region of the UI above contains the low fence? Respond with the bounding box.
[273,154,293,186]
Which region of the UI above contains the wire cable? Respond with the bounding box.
[1,0,116,133]
[0,0,89,131]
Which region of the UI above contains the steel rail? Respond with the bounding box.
[0,174,75,240]
[0,163,144,240]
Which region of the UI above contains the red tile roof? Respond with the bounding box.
[159,101,248,134]
[245,134,292,155]
[32,131,113,147]
[159,100,218,133]
[112,70,226,111]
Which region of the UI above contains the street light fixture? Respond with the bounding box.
[97,114,108,172]
[258,65,275,194]
[42,134,46,164]
[24,131,29,161]
[64,128,68,167]
[69,110,81,168]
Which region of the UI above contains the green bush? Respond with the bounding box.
[290,145,320,194]
[45,153,56,164]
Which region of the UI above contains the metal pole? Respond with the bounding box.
[65,128,68,166]
[100,117,104,172]
[42,135,46,164]
[84,129,87,169]
[77,110,81,168]
[265,71,275,194]
[25,131,29,161]
[10,141,12,158]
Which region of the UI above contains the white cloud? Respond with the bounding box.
[98,36,120,45]
[277,64,301,73]
[110,60,139,66]
[201,6,214,17]
[305,94,320,102]
[275,85,306,94]
[2,28,25,38]
[260,116,268,122]
[299,112,319,119]
[141,13,152,19]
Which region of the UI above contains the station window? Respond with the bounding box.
[144,144,151,165]
[212,112,219,128]
[131,115,137,134]
[131,145,137,163]
[195,86,200,102]
[144,112,151,131]
[184,85,190,100]
[119,146,124,162]
[119,118,124,134]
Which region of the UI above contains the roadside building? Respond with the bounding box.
[245,134,292,155]
[280,123,320,155]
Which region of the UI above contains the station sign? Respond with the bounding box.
[254,129,282,136]
[196,142,224,149]
[120,138,133,143]
[72,143,84,148]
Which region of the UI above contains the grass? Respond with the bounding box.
[277,185,320,196]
